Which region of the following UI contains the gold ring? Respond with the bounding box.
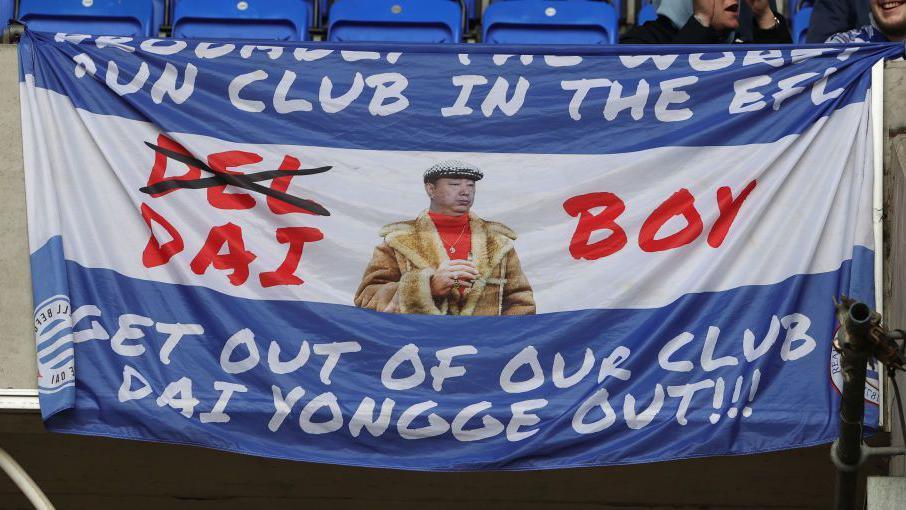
[453,277,460,290]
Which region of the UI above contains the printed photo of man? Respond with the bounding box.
[354,160,535,316]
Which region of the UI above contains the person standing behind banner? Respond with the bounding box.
[806,0,871,43]
[826,0,906,42]
[354,160,535,316]
[621,0,792,43]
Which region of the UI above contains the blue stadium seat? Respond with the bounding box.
[18,0,156,37]
[792,6,811,44]
[787,0,814,16]
[483,0,619,44]
[152,0,165,34]
[0,0,13,26]
[497,0,622,21]
[318,0,331,26]
[173,0,311,41]
[328,0,462,43]
[462,0,478,25]
[321,0,470,30]
[637,2,657,25]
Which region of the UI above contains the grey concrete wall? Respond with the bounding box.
[0,45,35,391]
[0,412,888,509]
[867,476,906,509]
[883,61,906,478]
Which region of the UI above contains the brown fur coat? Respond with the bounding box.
[354,212,535,316]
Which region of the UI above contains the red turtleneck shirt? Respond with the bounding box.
[428,211,471,259]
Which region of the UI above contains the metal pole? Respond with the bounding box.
[834,348,868,510]
[0,446,54,509]
[833,301,872,510]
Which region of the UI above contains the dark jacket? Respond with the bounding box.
[804,0,870,43]
[621,13,792,44]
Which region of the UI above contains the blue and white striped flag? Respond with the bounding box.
[19,29,901,470]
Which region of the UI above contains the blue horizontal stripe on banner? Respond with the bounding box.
[34,236,877,470]
[18,30,902,154]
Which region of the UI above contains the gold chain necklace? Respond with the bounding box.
[448,222,468,254]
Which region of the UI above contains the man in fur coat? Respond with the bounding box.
[354,161,535,316]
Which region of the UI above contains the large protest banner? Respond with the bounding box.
[18,29,902,470]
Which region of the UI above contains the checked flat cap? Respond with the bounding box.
[423,160,484,183]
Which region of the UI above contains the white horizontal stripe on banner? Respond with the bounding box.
[22,83,873,312]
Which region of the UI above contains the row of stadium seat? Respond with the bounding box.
[4,0,817,45]
[6,0,622,44]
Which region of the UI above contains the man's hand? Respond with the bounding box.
[430,259,479,297]
[383,292,400,313]
[693,0,717,27]
[747,0,777,29]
